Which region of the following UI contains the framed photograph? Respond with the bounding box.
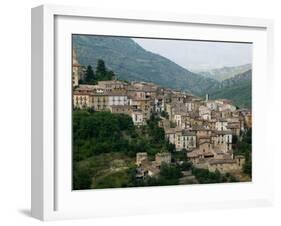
[31,4,274,221]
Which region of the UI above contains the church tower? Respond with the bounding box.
[72,48,80,87]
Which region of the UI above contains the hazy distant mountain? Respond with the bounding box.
[208,69,252,109]
[197,64,252,82]
[73,35,219,95]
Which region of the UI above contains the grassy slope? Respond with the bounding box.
[78,152,134,189]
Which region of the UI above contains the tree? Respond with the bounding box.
[166,142,176,153]
[233,129,252,177]
[84,65,96,84]
[160,163,182,180]
[73,110,137,158]
[243,151,252,176]
[73,163,92,190]
[180,161,192,171]
[96,59,106,74]
[160,111,169,119]
[171,149,187,162]
[106,70,116,80]
[95,59,115,81]
[192,167,227,184]
[147,114,165,144]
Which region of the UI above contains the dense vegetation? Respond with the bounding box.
[73,109,245,189]
[233,128,252,177]
[73,110,175,189]
[73,110,134,161]
[82,59,115,85]
[208,70,252,109]
[73,110,173,160]
[191,168,237,183]
[209,81,251,108]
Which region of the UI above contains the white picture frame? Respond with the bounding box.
[31,4,274,221]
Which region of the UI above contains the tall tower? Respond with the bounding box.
[205,93,209,102]
[72,48,80,87]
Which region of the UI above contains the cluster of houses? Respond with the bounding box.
[73,80,158,125]
[135,152,171,179]
[161,93,251,175]
[72,49,252,178]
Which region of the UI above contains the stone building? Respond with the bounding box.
[92,93,109,111]
[155,152,171,166]
[206,100,218,111]
[107,91,129,106]
[73,90,92,109]
[244,111,252,128]
[173,112,191,129]
[208,156,244,173]
[177,130,197,151]
[109,105,131,115]
[136,152,148,166]
[97,80,128,92]
[216,99,236,112]
[215,119,228,131]
[211,130,233,153]
[165,128,196,151]
[199,105,211,120]
[139,99,152,121]
[154,96,164,113]
[131,110,145,126]
[72,48,80,87]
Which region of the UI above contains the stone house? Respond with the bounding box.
[192,127,212,139]
[199,105,211,120]
[206,100,218,111]
[155,152,172,166]
[109,105,131,115]
[218,103,237,112]
[131,110,145,126]
[97,80,128,92]
[173,112,190,129]
[73,90,93,109]
[91,93,109,111]
[211,130,233,153]
[136,152,148,166]
[107,91,128,106]
[154,96,164,113]
[208,156,244,173]
[165,128,196,151]
[180,130,197,151]
[215,119,228,131]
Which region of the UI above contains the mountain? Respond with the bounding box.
[197,64,252,82]
[73,35,219,95]
[73,35,251,108]
[208,69,252,109]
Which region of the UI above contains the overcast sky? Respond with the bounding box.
[133,38,252,72]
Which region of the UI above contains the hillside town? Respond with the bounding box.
[72,49,252,183]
